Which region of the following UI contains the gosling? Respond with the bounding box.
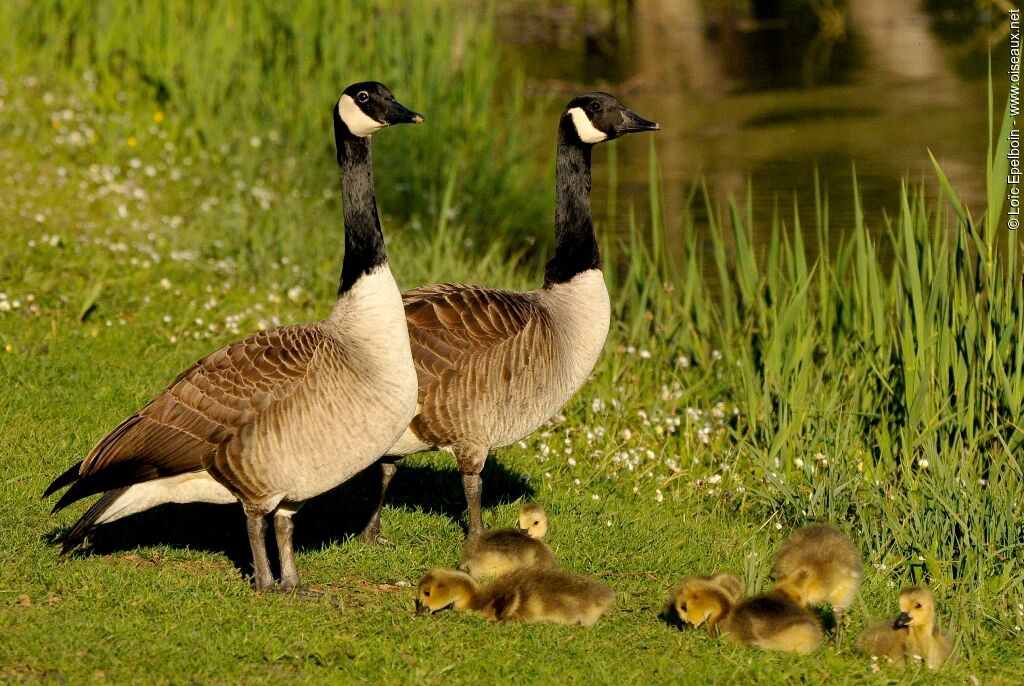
[859,587,953,670]
[416,567,614,626]
[459,503,555,578]
[672,575,823,654]
[770,523,862,637]
[664,573,742,630]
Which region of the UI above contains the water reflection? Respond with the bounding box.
[496,0,997,267]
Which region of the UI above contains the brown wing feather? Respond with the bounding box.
[403,284,540,382]
[403,284,547,445]
[49,325,326,510]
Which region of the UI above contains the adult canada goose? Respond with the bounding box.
[672,575,823,654]
[361,92,660,540]
[415,566,614,626]
[459,503,555,577]
[770,524,862,638]
[859,587,953,670]
[43,82,423,592]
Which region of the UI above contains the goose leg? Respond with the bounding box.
[462,473,484,536]
[359,460,398,544]
[455,445,488,537]
[274,510,300,592]
[244,507,274,592]
[833,607,845,644]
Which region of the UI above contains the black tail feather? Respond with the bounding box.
[43,461,84,501]
[50,461,167,514]
[59,487,128,556]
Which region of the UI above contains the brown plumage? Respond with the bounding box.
[459,503,555,578]
[859,587,953,670]
[770,524,862,637]
[363,93,660,540]
[416,567,614,626]
[44,82,424,592]
[671,575,823,654]
[50,327,339,510]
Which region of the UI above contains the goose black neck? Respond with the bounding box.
[544,125,599,287]
[334,118,387,297]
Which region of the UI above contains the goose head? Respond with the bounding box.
[415,569,475,616]
[671,577,732,629]
[561,92,659,145]
[335,81,424,139]
[517,503,548,539]
[893,587,936,630]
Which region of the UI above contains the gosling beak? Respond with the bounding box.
[658,604,686,630]
[893,612,912,630]
[615,108,660,135]
[414,599,430,616]
[519,527,530,535]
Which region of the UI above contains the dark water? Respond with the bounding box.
[497,0,1002,264]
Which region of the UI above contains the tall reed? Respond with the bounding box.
[0,0,550,246]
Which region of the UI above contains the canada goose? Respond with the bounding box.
[415,566,614,626]
[770,523,862,637]
[43,82,423,592]
[665,573,743,630]
[672,578,823,654]
[459,503,555,577]
[859,587,953,670]
[359,92,660,541]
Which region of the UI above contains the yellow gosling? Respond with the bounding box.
[671,574,823,654]
[859,587,953,670]
[668,574,742,631]
[770,524,862,636]
[459,504,555,578]
[416,566,613,626]
[723,590,824,655]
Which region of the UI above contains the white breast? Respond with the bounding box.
[539,269,611,382]
[270,265,417,499]
[488,269,610,448]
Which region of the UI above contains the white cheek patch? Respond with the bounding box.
[339,94,386,137]
[568,107,608,144]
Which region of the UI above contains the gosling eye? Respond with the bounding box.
[534,520,540,526]
[914,602,921,608]
[357,91,370,103]
[679,603,687,612]
[588,100,601,112]
[423,590,430,597]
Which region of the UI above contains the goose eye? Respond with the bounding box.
[533,520,540,526]
[914,602,921,608]
[423,590,430,597]
[357,91,370,103]
[588,101,601,112]
[679,603,687,612]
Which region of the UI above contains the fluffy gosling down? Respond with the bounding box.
[671,575,823,655]
[770,524,863,635]
[859,587,953,670]
[663,573,742,629]
[416,567,614,626]
[459,504,555,578]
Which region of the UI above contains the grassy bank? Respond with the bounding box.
[2,1,1022,683]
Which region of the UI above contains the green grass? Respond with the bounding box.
[1,1,1022,683]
